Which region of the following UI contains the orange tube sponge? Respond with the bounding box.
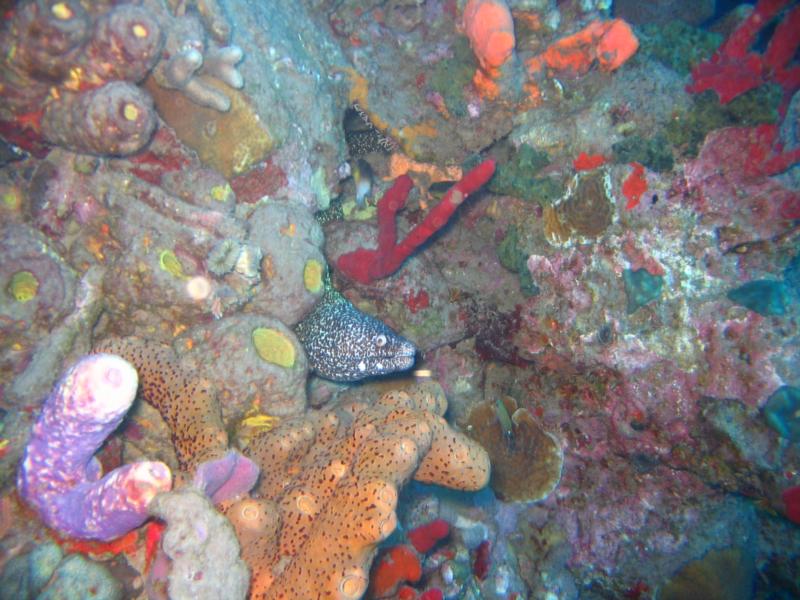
[595,19,639,71]
[527,19,638,78]
[225,380,490,599]
[462,0,516,70]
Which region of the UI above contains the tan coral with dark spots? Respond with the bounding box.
[224,381,490,600]
[93,337,228,471]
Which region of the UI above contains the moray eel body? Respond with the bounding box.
[294,287,416,381]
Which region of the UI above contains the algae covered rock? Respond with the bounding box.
[0,542,122,600]
[727,279,791,317]
[246,201,326,326]
[623,267,664,314]
[666,86,782,157]
[636,21,722,76]
[149,488,249,600]
[178,314,308,422]
[659,546,755,600]
[487,144,560,203]
[612,134,674,173]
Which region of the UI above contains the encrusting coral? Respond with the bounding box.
[149,488,251,600]
[222,380,490,599]
[466,395,563,502]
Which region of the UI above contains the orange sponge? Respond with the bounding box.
[462,0,516,70]
[527,18,638,78]
[595,19,639,71]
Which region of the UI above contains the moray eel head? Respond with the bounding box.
[295,289,416,382]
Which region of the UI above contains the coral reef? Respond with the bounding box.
[244,201,326,325]
[3,0,800,597]
[177,314,309,421]
[223,382,490,599]
[0,0,248,158]
[0,222,87,407]
[17,354,172,540]
[0,1,162,155]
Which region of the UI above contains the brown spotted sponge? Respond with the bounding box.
[93,337,228,471]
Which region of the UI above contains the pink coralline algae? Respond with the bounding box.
[684,126,800,247]
[697,312,783,407]
[17,354,172,541]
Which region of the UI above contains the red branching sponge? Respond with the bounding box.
[782,485,800,524]
[686,1,800,177]
[687,0,800,104]
[337,159,497,284]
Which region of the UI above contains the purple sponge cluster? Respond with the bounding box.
[17,354,172,541]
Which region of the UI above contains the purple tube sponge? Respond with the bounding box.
[17,354,172,541]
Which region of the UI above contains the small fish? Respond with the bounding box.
[352,158,374,207]
[495,397,515,450]
[428,180,458,199]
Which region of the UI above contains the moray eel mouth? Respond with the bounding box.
[354,338,417,378]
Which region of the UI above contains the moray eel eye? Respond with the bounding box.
[375,334,387,348]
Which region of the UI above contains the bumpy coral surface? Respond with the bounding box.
[149,488,250,600]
